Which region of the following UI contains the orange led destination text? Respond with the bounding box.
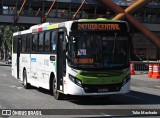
[78,23,120,31]
[74,58,94,64]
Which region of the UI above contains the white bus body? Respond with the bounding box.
[12,19,131,100]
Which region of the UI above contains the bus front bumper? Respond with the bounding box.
[65,79,130,96]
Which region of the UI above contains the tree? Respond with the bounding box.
[0,25,26,60]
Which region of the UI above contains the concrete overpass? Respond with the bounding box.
[0,0,159,25]
[0,0,72,24]
[0,0,105,24]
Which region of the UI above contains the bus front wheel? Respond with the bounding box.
[23,70,30,89]
[52,78,64,100]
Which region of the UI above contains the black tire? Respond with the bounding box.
[23,70,30,89]
[51,77,64,100]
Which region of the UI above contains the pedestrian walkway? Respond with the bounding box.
[131,74,160,89]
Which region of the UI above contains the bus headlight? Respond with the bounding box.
[69,74,82,87]
[123,75,130,85]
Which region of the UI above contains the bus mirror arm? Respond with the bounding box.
[63,42,67,51]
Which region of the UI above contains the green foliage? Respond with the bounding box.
[0,25,26,60]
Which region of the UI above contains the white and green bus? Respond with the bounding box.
[12,18,131,100]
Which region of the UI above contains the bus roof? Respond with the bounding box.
[13,29,32,36]
[29,22,51,30]
[13,18,128,36]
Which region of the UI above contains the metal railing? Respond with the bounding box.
[1,9,160,23]
[131,61,160,73]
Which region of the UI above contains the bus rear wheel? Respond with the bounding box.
[23,70,30,89]
[52,78,64,100]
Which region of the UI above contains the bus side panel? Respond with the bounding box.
[20,54,31,82]
[27,54,50,89]
[43,54,55,89]
[27,54,57,90]
[36,54,57,90]
[36,55,48,89]
[27,54,38,87]
[36,54,45,88]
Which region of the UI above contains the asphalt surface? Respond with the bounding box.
[0,62,160,118]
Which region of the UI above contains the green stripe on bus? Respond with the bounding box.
[76,71,126,85]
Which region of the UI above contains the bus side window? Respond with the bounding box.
[32,34,38,52]
[26,35,31,52]
[44,31,50,52]
[22,35,26,53]
[13,36,18,53]
[51,30,57,51]
[18,37,22,53]
[38,32,44,52]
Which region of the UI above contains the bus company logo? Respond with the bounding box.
[31,58,36,62]
[2,110,11,116]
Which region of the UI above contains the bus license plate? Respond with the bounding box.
[98,88,108,92]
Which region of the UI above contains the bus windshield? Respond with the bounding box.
[68,32,130,69]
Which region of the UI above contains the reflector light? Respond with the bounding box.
[43,27,47,31]
[47,24,58,30]
[32,29,38,33]
[38,27,42,32]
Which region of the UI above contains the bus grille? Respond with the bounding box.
[82,84,122,93]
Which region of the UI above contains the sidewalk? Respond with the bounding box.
[131,74,160,89]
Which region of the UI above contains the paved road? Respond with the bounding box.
[0,63,160,117]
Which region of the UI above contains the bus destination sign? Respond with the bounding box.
[71,22,128,32]
[78,23,120,31]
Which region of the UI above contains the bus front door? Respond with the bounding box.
[57,31,66,92]
[17,37,22,79]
